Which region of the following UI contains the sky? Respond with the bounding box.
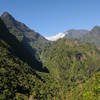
[0,0,100,36]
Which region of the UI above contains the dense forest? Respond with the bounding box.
[1,12,100,100]
[0,17,62,100]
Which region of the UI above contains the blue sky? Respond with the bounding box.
[0,0,100,36]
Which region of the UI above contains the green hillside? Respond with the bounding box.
[0,18,62,100]
[1,11,100,100]
[42,39,100,91]
[66,72,100,100]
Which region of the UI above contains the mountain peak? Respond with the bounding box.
[67,29,88,32]
[1,12,15,21]
[93,25,100,29]
[91,25,100,32]
[1,12,11,17]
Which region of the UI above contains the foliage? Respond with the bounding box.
[1,12,100,100]
[66,72,100,100]
[42,39,100,91]
[0,18,61,100]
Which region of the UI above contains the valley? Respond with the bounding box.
[0,12,100,100]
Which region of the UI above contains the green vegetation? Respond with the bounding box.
[1,12,100,100]
[0,18,62,100]
[42,38,100,94]
[66,72,100,100]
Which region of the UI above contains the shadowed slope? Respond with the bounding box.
[0,18,47,72]
[1,12,50,59]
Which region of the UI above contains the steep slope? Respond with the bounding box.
[80,26,100,46]
[0,18,66,100]
[0,17,45,71]
[1,12,50,59]
[0,17,42,100]
[0,36,41,100]
[42,38,100,90]
[65,29,88,39]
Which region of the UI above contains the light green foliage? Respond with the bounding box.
[66,72,100,100]
[42,39,100,91]
[1,12,100,100]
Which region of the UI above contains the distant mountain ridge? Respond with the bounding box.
[64,26,100,47]
[45,26,100,48]
[80,25,100,46]
[65,29,89,39]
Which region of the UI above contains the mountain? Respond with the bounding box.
[45,32,67,41]
[0,17,41,99]
[80,25,100,46]
[63,26,100,47]
[1,11,100,100]
[65,29,88,39]
[0,17,63,100]
[0,12,50,59]
[42,38,100,91]
[0,16,44,71]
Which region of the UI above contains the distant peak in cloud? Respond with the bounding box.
[45,32,67,41]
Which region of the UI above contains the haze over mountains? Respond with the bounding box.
[65,29,89,39]
[1,11,100,100]
[45,29,89,41]
[46,25,100,48]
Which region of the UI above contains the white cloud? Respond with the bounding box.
[45,32,67,41]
